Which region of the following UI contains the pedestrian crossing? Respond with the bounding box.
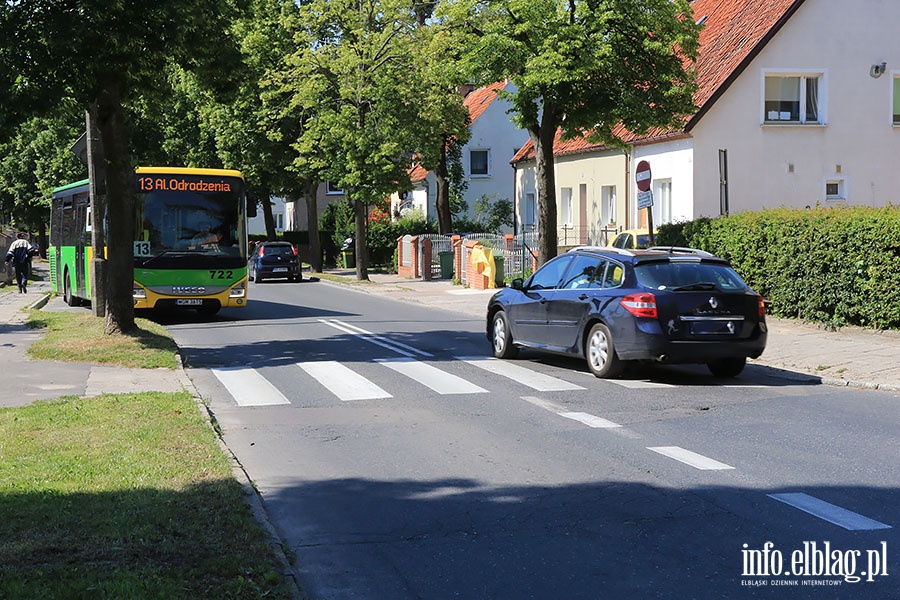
[213,356,584,407]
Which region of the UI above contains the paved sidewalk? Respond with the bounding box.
[320,269,900,393]
[0,263,184,407]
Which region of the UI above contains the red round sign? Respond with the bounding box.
[635,160,652,192]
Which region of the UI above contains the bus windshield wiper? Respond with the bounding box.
[139,249,202,266]
[672,282,719,292]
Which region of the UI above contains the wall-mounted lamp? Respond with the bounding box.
[870,62,887,78]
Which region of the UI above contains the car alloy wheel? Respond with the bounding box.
[492,311,518,359]
[585,322,623,378]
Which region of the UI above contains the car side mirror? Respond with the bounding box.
[510,277,524,291]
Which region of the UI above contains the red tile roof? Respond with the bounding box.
[512,0,804,163]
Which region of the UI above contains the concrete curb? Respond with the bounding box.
[175,353,306,600]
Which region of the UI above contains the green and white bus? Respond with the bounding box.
[49,167,249,315]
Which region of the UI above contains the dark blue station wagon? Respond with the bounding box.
[486,247,767,378]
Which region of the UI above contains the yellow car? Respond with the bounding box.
[608,229,658,250]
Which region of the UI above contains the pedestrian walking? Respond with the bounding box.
[5,232,37,294]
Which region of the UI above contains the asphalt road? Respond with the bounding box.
[161,278,900,599]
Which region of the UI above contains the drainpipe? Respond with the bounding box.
[624,148,632,230]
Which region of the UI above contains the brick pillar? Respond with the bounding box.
[422,238,433,281]
[465,239,490,290]
[452,235,462,283]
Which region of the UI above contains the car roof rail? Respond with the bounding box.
[646,246,715,257]
[569,245,636,257]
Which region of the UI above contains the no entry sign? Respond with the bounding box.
[635,160,651,192]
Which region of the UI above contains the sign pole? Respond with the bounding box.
[635,160,654,246]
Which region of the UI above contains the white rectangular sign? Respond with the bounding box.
[637,190,653,209]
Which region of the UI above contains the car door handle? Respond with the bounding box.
[539,298,548,304]
[578,294,589,301]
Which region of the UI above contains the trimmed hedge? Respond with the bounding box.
[656,206,900,329]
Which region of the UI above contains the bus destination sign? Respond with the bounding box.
[138,176,233,193]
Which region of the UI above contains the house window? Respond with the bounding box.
[825,180,844,201]
[653,180,672,225]
[470,149,490,176]
[601,185,616,224]
[763,72,825,124]
[560,187,573,228]
[274,213,284,230]
[524,192,536,231]
[326,181,343,195]
[892,75,900,125]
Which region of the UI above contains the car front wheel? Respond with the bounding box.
[491,311,518,359]
[585,323,623,378]
[707,357,746,378]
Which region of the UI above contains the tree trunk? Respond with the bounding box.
[530,103,560,267]
[351,191,369,281]
[303,179,321,273]
[94,77,135,335]
[261,190,277,241]
[435,137,452,234]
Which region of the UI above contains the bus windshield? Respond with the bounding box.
[134,173,247,269]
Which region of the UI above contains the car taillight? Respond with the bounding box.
[291,244,298,256]
[757,294,766,317]
[621,293,657,318]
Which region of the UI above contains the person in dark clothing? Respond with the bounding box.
[5,232,36,293]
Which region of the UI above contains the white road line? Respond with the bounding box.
[376,357,488,395]
[458,357,585,391]
[212,367,291,407]
[607,379,676,389]
[319,319,432,357]
[647,446,735,470]
[768,493,892,531]
[297,361,392,401]
[559,412,622,428]
[520,395,566,412]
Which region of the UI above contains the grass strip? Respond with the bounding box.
[0,391,291,599]
[25,312,179,369]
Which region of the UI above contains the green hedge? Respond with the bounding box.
[656,206,900,329]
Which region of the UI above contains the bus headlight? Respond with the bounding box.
[229,282,246,298]
[133,287,147,299]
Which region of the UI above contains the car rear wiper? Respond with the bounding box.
[672,282,719,292]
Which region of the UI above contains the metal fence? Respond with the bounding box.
[416,226,619,284]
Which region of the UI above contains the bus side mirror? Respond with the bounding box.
[247,199,257,218]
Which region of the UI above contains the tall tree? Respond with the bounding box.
[0,1,244,333]
[443,0,700,264]
[281,0,427,280]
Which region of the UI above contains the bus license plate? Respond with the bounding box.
[176,299,203,306]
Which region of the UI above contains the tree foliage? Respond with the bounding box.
[441,0,700,264]
[0,0,245,333]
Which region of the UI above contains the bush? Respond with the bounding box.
[659,206,900,329]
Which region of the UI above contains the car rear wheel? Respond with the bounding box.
[491,311,518,359]
[63,269,79,307]
[585,323,623,378]
[707,356,746,378]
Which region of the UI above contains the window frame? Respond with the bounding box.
[761,69,827,126]
[560,187,574,228]
[891,72,900,126]
[469,149,490,177]
[325,181,344,195]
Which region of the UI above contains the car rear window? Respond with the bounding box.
[263,246,293,256]
[635,261,748,291]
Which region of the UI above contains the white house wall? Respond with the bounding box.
[632,139,694,226]
[691,0,900,216]
[514,149,627,245]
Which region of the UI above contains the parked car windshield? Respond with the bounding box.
[635,262,748,291]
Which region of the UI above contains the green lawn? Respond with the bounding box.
[0,310,295,598]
